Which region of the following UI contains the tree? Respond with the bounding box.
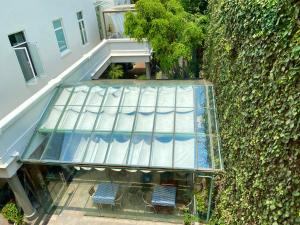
[108,64,124,79]
[124,0,207,79]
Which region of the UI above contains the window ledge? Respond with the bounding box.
[25,77,38,86]
[60,49,71,58]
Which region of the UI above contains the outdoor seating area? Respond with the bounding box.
[21,80,222,223]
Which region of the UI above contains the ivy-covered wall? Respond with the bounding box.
[204,0,300,224]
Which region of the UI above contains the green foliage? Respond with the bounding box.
[195,189,207,213]
[108,64,124,79]
[204,0,300,224]
[1,202,23,224]
[137,74,147,80]
[180,0,208,14]
[183,209,196,225]
[124,0,207,78]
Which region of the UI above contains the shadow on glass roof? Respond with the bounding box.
[22,80,223,173]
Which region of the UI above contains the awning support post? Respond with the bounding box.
[7,173,37,220]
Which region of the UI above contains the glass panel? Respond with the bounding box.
[151,135,173,168]
[95,107,118,131]
[76,106,99,130]
[85,86,106,106]
[8,31,26,46]
[174,135,195,169]
[102,87,123,106]
[68,85,89,105]
[155,108,174,133]
[127,134,151,166]
[84,134,111,163]
[77,11,83,20]
[54,88,73,105]
[197,135,210,169]
[105,134,130,165]
[23,132,51,160]
[176,86,194,107]
[54,29,67,52]
[121,86,140,106]
[41,132,72,160]
[196,108,208,134]
[53,19,62,29]
[139,87,157,106]
[195,86,207,108]
[207,86,215,109]
[175,108,194,133]
[57,106,82,130]
[212,135,222,169]
[15,48,35,81]
[135,107,155,132]
[157,87,175,107]
[40,106,64,130]
[60,133,90,162]
[114,107,136,132]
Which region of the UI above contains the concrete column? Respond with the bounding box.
[7,174,37,220]
[145,62,151,79]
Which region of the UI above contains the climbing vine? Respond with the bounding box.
[204,0,300,224]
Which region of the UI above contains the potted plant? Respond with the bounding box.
[1,202,24,225]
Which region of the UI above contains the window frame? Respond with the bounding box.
[52,18,69,54]
[8,30,38,83]
[76,11,88,45]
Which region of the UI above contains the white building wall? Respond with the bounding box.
[0,0,101,119]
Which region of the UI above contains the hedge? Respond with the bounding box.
[204,0,300,224]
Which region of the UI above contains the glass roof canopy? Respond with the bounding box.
[22,80,223,172]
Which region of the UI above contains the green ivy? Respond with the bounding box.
[204,0,300,224]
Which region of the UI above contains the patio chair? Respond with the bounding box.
[142,193,156,213]
[88,185,95,197]
[114,192,124,209]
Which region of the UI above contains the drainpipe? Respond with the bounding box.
[7,173,37,220]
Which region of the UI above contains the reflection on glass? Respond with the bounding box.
[195,86,206,108]
[24,132,50,160]
[42,132,73,160]
[176,86,194,107]
[60,133,90,162]
[76,106,99,130]
[139,87,157,106]
[197,135,210,169]
[174,135,195,169]
[102,87,123,106]
[105,134,130,164]
[95,107,118,131]
[85,86,106,106]
[54,87,73,105]
[68,85,89,105]
[157,87,175,107]
[40,106,64,130]
[57,106,82,130]
[196,108,207,133]
[176,108,194,133]
[127,134,151,166]
[155,108,174,133]
[121,87,140,106]
[135,107,155,132]
[151,135,173,168]
[84,134,111,164]
[115,107,136,131]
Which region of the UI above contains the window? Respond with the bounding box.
[77,11,88,45]
[52,19,68,53]
[8,31,37,82]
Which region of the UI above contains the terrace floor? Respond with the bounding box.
[41,177,191,225]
